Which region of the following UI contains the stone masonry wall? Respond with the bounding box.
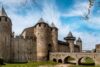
[12,37,36,62]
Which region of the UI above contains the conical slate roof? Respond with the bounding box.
[38,18,45,22]
[64,32,75,40]
[35,18,49,27]
[0,6,7,16]
[77,37,82,42]
[51,22,55,27]
[67,32,73,37]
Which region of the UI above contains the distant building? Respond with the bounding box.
[96,44,100,53]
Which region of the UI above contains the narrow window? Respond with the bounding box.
[0,17,1,21]
[5,17,7,21]
[39,23,41,26]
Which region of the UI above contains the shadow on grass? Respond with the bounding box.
[79,63,95,66]
[64,62,76,65]
[0,61,58,67]
[7,62,28,64]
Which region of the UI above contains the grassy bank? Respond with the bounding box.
[0,59,99,67]
[1,62,100,67]
[0,61,57,67]
[70,65,100,67]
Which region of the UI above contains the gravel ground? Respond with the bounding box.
[39,64,71,67]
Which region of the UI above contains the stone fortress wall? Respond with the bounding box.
[11,36,35,62]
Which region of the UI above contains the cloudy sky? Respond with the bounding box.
[0,0,100,50]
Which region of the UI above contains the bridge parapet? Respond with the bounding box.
[50,52,100,65]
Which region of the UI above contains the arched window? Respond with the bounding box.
[0,17,1,21]
[5,17,7,21]
[39,23,41,27]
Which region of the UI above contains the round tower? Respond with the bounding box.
[0,6,12,62]
[51,22,58,52]
[64,32,75,53]
[76,37,82,52]
[34,18,50,61]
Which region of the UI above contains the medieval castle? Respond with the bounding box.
[0,7,100,63]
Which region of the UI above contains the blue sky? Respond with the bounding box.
[0,0,100,50]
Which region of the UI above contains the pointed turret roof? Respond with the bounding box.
[38,18,45,22]
[51,22,58,30]
[0,6,7,16]
[35,18,49,27]
[51,22,55,27]
[64,32,76,41]
[67,32,73,37]
[77,37,82,42]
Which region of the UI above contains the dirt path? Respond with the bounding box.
[39,64,71,67]
[55,64,71,67]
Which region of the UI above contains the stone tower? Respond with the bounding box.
[34,18,50,61]
[64,32,75,53]
[0,6,12,62]
[76,37,82,52]
[51,22,58,52]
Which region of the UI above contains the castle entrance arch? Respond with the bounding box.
[47,44,52,60]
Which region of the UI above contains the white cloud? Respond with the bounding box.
[73,32,100,50]
[1,0,42,35]
[8,9,41,35]
[57,1,100,50]
[62,2,88,17]
[1,0,100,50]
[62,0,100,29]
[42,0,61,27]
[87,16,100,29]
[0,0,26,6]
[1,0,25,4]
[41,1,76,42]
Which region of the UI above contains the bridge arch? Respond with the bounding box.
[64,56,76,64]
[78,57,95,65]
[50,53,100,65]
[58,59,62,63]
[52,58,57,62]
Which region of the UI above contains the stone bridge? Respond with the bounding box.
[49,52,100,65]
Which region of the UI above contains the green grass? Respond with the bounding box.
[0,59,99,67]
[84,57,94,64]
[70,65,100,67]
[1,62,100,67]
[70,57,99,67]
[0,61,57,67]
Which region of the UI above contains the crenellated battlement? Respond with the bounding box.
[0,16,11,22]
